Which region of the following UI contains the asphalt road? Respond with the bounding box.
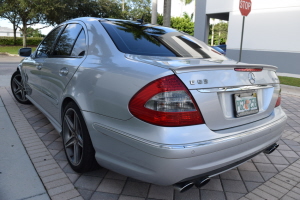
[0,55,22,74]
[0,55,23,86]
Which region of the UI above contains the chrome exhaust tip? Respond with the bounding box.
[174,177,210,192]
[194,177,210,189]
[173,181,194,193]
[264,143,279,154]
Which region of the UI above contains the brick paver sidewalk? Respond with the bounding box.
[1,85,300,200]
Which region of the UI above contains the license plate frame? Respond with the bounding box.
[234,92,259,117]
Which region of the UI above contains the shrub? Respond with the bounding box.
[156,14,194,35]
[0,37,43,46]
[171,17,194,35]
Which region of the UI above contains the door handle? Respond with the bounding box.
[36,65,42,70]
[59,67,69,76]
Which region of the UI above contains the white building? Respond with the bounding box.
[194,0,300,74]
[0,27,21,37]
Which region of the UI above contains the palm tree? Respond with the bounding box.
[163,0,171,27]
[163,0,194,27]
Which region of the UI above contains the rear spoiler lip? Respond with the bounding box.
[171,64,277,74]
[124,54,277,73]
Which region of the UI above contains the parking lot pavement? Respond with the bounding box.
[0,57,299,199]
[0,88,299,200]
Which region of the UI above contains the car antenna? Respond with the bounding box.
[137,15,144,24]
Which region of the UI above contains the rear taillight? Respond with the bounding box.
[234,68,262,72]
[129,75,204,126]
[275,89,281,107]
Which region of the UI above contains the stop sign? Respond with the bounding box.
[239,0,252,16]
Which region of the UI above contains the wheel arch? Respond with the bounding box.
[61,97,76,122]
[60,96,87,126]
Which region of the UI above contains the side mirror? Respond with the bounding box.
[19,48,32,57]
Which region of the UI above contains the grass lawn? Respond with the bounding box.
[278,76,300,87]
[0,46,37,55]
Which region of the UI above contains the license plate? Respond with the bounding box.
[234,92,259,117]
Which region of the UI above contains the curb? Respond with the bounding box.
[0,52,19,57]
[281,84,300,97]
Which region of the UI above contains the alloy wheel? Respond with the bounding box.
[63,108,84,166]
[12,73,28,102]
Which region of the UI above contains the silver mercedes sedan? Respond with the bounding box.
[12,17,287,192]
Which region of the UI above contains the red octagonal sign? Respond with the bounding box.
[239,0,252,16]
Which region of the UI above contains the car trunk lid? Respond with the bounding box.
[126,55,280,130]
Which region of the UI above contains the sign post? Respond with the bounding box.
[239,0,252,62]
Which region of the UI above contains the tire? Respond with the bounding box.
[62,101,99,173]
[11,71,31,104]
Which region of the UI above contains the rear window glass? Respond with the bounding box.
[101,21,176,57]
[100,20,214,58]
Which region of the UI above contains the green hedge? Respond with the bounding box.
[157,14,194,35]
[0,37,43,46]
[171,17,194,36]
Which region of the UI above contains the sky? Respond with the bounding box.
[0,18,54,35]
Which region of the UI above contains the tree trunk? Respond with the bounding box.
[163,0,171,27]
[151,0,157,24]
[22,21,27,47]
[13,23,17,45]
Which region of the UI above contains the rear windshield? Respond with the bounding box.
[101,20,222,59]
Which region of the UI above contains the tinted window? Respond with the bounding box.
[175,36,210,58]
[101,21,176,57]
[53,24,82,56]
[36,26,64,57]
[71,30,86,56]
[101,20,218,58]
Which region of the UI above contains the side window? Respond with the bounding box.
[36,26,64,57]
[71,30,86,57]
[53,24,82,56]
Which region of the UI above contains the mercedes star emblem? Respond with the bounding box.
[248,72,255,84]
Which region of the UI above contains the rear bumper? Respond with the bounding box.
[83,107,287,185]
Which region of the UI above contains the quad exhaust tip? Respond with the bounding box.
[173,181,195,193]
[174,177,210,193]
[264,143,279,154]
[174,143,279,193]
[194,177,210,189]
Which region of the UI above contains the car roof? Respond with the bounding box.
[65,17,154,28]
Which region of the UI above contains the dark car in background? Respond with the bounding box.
[215,44,227,53]
[211,46,226,55]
